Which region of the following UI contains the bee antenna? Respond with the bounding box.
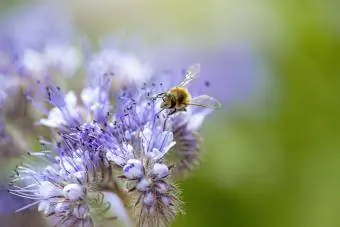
[152,92,165,100]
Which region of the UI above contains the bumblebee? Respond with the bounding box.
[154,63,221,116]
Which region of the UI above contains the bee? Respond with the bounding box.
[153,63,221,116]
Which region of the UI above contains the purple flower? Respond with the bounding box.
[10,61,220,226]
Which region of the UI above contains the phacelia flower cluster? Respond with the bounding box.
[8,60,218,226]
[2,4,220,227]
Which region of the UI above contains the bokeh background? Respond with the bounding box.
[1,0,340,227]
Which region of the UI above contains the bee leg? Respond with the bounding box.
[163,116,169,131]
[152,108,166,130]
[168,109,177,116]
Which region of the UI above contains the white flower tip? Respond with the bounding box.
[38,201,48,212]
[65,91,77,107]
[39,107,65,128]
[39,118,59,128]
[63,184,84,201]
[38,200,54,216]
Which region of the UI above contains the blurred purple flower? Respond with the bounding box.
[0,2,81,79]
[87,48,152,90]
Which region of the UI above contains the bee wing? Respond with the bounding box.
[190,95,221,109]
[179,63,200,87]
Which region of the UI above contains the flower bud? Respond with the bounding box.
[143,192,155,206]
[123,159,144,179]
[152,163,169,179]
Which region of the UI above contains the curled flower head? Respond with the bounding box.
[9,141,123,226]
[105,116,181,226]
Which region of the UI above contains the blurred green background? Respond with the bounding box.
[1,1,340,227]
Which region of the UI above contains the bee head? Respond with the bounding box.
[161,93,173,109]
